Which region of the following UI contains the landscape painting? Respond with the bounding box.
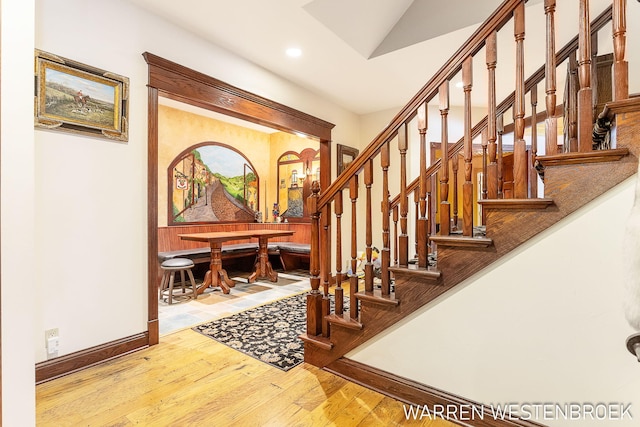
[34,50,129,141]
[170,143,259,224]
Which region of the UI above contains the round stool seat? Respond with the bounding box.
[161,258,195,269]
[159,257,197,304]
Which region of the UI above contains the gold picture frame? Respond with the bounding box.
[34,49,129,142]
[337,143,359,175]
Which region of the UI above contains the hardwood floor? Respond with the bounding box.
[36,328,455,426]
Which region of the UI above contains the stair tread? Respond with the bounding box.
[355,290,399,306]
[478,198,554,210]
[536,148,628,167]
[429,235,493,248]
[389,264,441,279]
[325,313,363,330]
[299,333,334,350]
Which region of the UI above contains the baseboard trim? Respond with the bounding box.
[35,332,149,384]
[325,358,547,427]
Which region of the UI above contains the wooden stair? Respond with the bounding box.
[302,98,640,368]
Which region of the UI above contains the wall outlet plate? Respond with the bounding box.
[45,328,59,340]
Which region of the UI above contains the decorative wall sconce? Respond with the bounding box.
[626,333,640,362]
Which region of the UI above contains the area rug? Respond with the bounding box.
[193,292,348,371]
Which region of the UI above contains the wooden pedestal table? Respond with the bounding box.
[248,230,294,283]
[178,230,294,294]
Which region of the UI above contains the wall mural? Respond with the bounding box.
[169,142,258,224]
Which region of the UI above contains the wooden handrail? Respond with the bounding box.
[316,0,525,210]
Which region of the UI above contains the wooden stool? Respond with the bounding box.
[159,258,197,304]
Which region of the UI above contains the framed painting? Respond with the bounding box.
[337,144,359,175]
[34,49,129,142]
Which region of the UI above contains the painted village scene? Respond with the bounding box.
[171,145,258,223]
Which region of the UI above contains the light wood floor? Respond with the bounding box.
[36,328,455,426]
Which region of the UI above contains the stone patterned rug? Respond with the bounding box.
[193,292,347,371]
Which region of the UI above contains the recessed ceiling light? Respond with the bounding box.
[286,47,302,58]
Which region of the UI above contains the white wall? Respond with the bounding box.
[32,0,360,361]
[349,176,640,427]
[2,0,37,424]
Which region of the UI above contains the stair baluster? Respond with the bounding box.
[334,190,344,316]
[418,102,429,267]
[393,205,399,267]
[545,0,558,155]
[530,86,539,197]
[321,203,331,337]
[398,124,409,265]
[364,159,374,293]
[439,82,451,235]
[462,57,474,236]
[486,31,499,200]
[497,113,504,199]
[349,175,359,321]
[481,128,488,225]
[578,0,594,151]
[514,2,529,198]
[381,142,391,295]
[612,0,628,101]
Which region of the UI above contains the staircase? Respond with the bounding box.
[301,0,638,369]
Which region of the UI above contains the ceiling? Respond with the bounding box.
[125,0,620,116]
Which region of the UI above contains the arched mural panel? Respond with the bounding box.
[169,142,259,224]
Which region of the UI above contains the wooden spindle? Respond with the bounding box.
[334,190,344,316]
[307,181,322,336]
[364,159,374,293]
[398,124,409,265]
[381,142,391,296]
[426,176,433,253]
[321,203,331,337]
[577,0,593,152]
[567,53,579,152]
[513,2,528,198]
[439,82,451,235]
[417,102,429,267]
[481,128,488,225]
[349,175,359,320]
[462,56,474,237]
[414,188,419,257]
[393,205,399,266]
[544,0,558,155]
[486,31,498,200]
[497,114,504,199]
[452,150,459,231]
[530,85,538,198]
[613,0,628,101]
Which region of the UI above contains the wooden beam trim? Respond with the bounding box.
[143,52,335,141]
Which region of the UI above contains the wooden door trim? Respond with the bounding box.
[143,53,334,345]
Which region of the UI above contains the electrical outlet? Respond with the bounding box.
[45,328,58,340]
[45,328,59,358]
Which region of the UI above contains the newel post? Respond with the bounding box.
[306,181,322,336]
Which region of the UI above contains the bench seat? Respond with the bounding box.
[277,242,311,271]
